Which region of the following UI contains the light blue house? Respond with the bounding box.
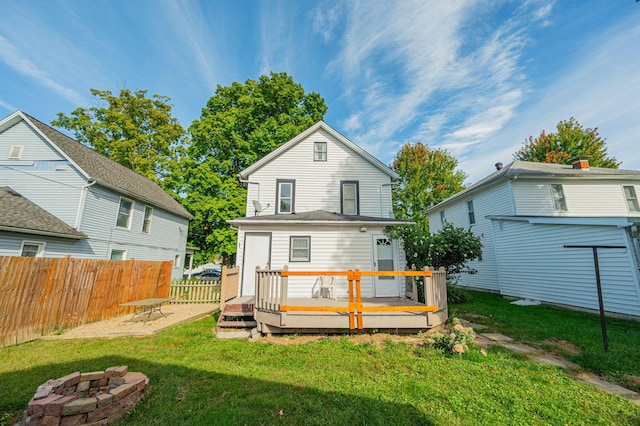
[0,111,193,279]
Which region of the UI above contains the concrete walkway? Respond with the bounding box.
[473,327,639,405]
[42,303,219,339]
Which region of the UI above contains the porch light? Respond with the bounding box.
[360,225,368,232]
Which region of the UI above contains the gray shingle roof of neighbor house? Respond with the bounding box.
[17,112,193,220]
[228,209,413,225]
[0,187,88,239]
[427,160,640,213]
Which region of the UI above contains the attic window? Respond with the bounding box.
[8,145,23,160]
[314,142,327,161]
[624,186,640,213]
[550,184,568,212]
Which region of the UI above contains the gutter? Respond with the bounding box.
[0,226,88,240]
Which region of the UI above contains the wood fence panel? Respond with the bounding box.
[0,257,172,347]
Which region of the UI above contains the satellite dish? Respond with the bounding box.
[252,200,269,216]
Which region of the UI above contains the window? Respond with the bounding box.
[624,186,640,212]
[276,180,295,214]
[550,184,567,212]
[21,242,44,257]
[110,249,126,260]
[290,236,310,262]
[116,198,134,228]
[467,200,476,225]
[314,142,327,161]
[440,210,445,224]
[8,145,23,160]
[142,206,153,233]
[341,181,359,215]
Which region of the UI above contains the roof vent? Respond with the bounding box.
[495,162,503,170]
[571,157,590,170]
[8,145,23,160]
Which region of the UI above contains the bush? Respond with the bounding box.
[427,318,476,354]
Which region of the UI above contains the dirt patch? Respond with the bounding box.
[258,332,433,348]
[543,338,581,355]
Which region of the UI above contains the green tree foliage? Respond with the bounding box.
[513,117,620,168]
[387,222,482,276]
[186,72,327,263]
[391,142,467,229]
[52,89,187,190]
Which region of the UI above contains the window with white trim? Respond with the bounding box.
[21,241,44,257]
[110,249,126,260]
[116,198,134,229]
[550,184,567,212]
[142,205,153,233]
[341,181,359,215]
[623,186,640,212]
[314,142,327,161]
[277,180,295,214]
[467,200,476,225]
[290,236,311,262]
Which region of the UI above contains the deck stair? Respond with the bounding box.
[217,301,256,331]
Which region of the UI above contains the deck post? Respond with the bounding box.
[281,265,288,309]
[355,269,363,329]
[255,265,261,311]
[347,269,355,330]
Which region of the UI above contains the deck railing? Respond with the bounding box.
[169,281,221,303]
[254,266,446,329]
[220,265,240,308]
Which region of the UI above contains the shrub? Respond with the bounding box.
[428,318,476,354]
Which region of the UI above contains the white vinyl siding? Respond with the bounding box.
[245,128,394,218]
[116,197,134,229]
[290,236,311,262]
[624,186,640,212]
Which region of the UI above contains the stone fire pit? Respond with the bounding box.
[15,366,148,425]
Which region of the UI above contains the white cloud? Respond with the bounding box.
[258,1,294,76]
[0,35,84,105]
[0,98,17,113]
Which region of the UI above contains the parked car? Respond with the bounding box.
[194,270,221,282]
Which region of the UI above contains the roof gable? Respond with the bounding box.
[238,121,399,181]
[0,111,192,219]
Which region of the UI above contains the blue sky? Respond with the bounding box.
[1,1,639,182]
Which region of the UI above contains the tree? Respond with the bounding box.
[185,72,327,263]
[52,89,187,189]
[513,117,620,168]
[391,142,467,229]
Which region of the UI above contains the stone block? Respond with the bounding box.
[80,371,105,382]
[108,377,125,386]
[60,397,97,416]
[77,381,90,392]
[33,385,54,400]
[123,372,149,391]
[86,401,124,423]
[28,394,64,416]
[58,372,81,388]
[60,413,87,426]
[90,378,108,388]
[42,378,65,393]
[104,366,127,378]
[37,415,60,426]
[120,390,142,408]
[109,382,137,402]
[96,393,113,408]
[44,395,77,417]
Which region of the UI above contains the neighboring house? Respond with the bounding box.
[0,111,193,279]
[228,121,411,299]
[427,158,640,317]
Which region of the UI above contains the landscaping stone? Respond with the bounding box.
[480,333,513,342]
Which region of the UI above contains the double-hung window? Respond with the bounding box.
[550,184,567,212]
[116,197,134,229]
[467,200,476,225]
[314,142,327,161]
[290,236,311,262]
[277,180,295,214]
[142,206,153,233]
[341,181,359,215]
[21,241,44,257]
[624,186,640,212]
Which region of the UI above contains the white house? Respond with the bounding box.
[427,158,640,317]
[0,111,193,279]
[228,121,411,299]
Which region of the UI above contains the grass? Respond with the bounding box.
[1,313,639,425]
[452,290,640,392]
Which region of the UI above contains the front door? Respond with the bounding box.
[241,232,271,296]
[372,235,399,297]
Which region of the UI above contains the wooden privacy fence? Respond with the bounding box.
[0,256,172,347]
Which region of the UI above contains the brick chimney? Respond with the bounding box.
[571,157,590,170]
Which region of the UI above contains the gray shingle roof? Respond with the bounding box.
[0,187,87,239]
[228,209,412,225]
[23,113,193,220]
[428,160,640,212]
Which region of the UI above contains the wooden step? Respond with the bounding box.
[221,310,254,317]
[223,303,254,312]
[217,319,257,329]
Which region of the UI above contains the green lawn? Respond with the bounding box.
[1,306,639,425]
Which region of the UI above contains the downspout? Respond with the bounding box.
[74,179,96,229]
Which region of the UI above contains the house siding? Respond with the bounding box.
[0,231,92,257]
[428,181,514,291]
[493,220,640,316]
[246,129,394,218]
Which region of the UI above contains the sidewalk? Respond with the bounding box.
[42,303,219,339]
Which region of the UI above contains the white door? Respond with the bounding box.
[241,233,271,296]
[372,235,400,297]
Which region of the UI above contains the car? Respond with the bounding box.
[195,270,221,282]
